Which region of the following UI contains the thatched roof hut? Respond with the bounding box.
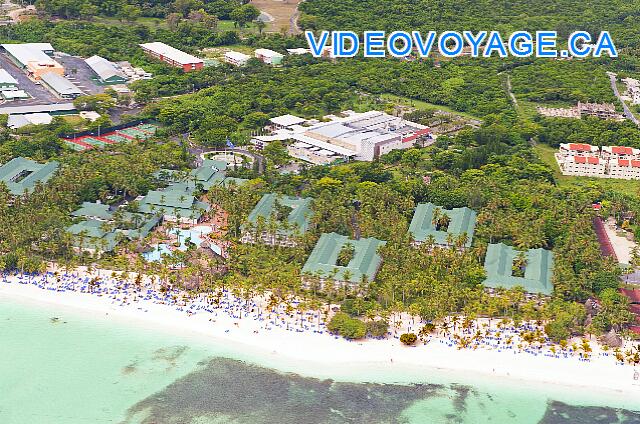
[600,329,623,348]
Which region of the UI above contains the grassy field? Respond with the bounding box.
[534,143,640,196]
[95,17,258,34]
[379,93,482,120]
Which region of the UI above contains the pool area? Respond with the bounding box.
[143,225,221,262]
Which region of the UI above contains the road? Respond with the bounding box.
[608,72,639,126]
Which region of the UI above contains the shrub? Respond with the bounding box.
[400,333,418,345]
[328,312,367,339]
[366,319,389,338]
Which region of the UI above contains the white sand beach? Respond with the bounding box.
[1,267,639,407]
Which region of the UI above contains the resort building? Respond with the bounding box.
[0,157,59,196]
[155,160,247,194]
[558,143,599,157]
[240,193,313,247]
[302,233,386,287]
[139,42,204,72]
[1,43,63,80]
[408,203,477,248]
[601,145,640,160]
[138,185,210,225]
[254,48,284,65]
[84,55,128,84]
[555,143,640,179]
[253,110,433,164]
[483,243,554,296]
[39,72,83,99]
[608,159,640,180]
[71,201,114,221]
[557,155,606,177]
[66,219,119,256]
[67,201,162,255]
[224,51,251,67]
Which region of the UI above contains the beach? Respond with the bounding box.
[1,268,639,411]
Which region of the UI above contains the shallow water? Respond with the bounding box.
[1,299,639,424]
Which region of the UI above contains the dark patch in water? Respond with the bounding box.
[123,357,640,424]
[123,357,444,424]
[151,346,189,370]
[539,401,640,424]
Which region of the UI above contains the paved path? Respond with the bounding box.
[609,72,639,126]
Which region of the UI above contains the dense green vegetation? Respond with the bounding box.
[299,0,640,50]
[1,0,639,345]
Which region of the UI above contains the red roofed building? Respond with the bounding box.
[560,143,599,156]
[608,157,640,180]
[560,155,606,177]
[603,145,640,159]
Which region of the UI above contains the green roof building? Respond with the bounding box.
[138,184,210,224]
[302,233,386,285]
[241,193,312,246]
[66,219,119,254]
[155,160,247,193]
[408,203,477,248]
[483,243,554,295]
[0,157,59,196]
[71,202,113,220]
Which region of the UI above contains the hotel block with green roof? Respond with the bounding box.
[66,219,119,256]
[302,233,386,286]
[240,193,313,247]
[408,203,477,248]
[0,157,59,196]
[138,184,210,225]
[483,243,554,296]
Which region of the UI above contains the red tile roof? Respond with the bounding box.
[619,159,630,167]
[611,146,633,155]
[574,156,599,164]
[633,160,640,168]
[568,143,594,151]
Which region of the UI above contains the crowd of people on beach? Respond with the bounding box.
[1,269,637,370]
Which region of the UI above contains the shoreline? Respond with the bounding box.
[1,272,639,410]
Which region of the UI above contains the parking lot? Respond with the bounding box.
[0,52,59,106]
[55,54,104,96]
[0,51,105,107]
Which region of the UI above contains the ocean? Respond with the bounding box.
[1,299,639,424]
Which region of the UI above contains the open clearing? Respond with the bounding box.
[250,0,302,34]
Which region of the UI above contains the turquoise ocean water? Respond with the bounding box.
[1,298,639,424]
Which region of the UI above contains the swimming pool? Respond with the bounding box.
[143,226,220,262]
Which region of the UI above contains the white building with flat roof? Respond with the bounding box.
[608,159,640,180]
[255,111,432,164]
[0,69,18,90]
[558,155,606,177]
[254,48,284,65]
[224,51,251,67]
[40,72,83,99]
[85,55,127,84]
[270,114,307,129]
